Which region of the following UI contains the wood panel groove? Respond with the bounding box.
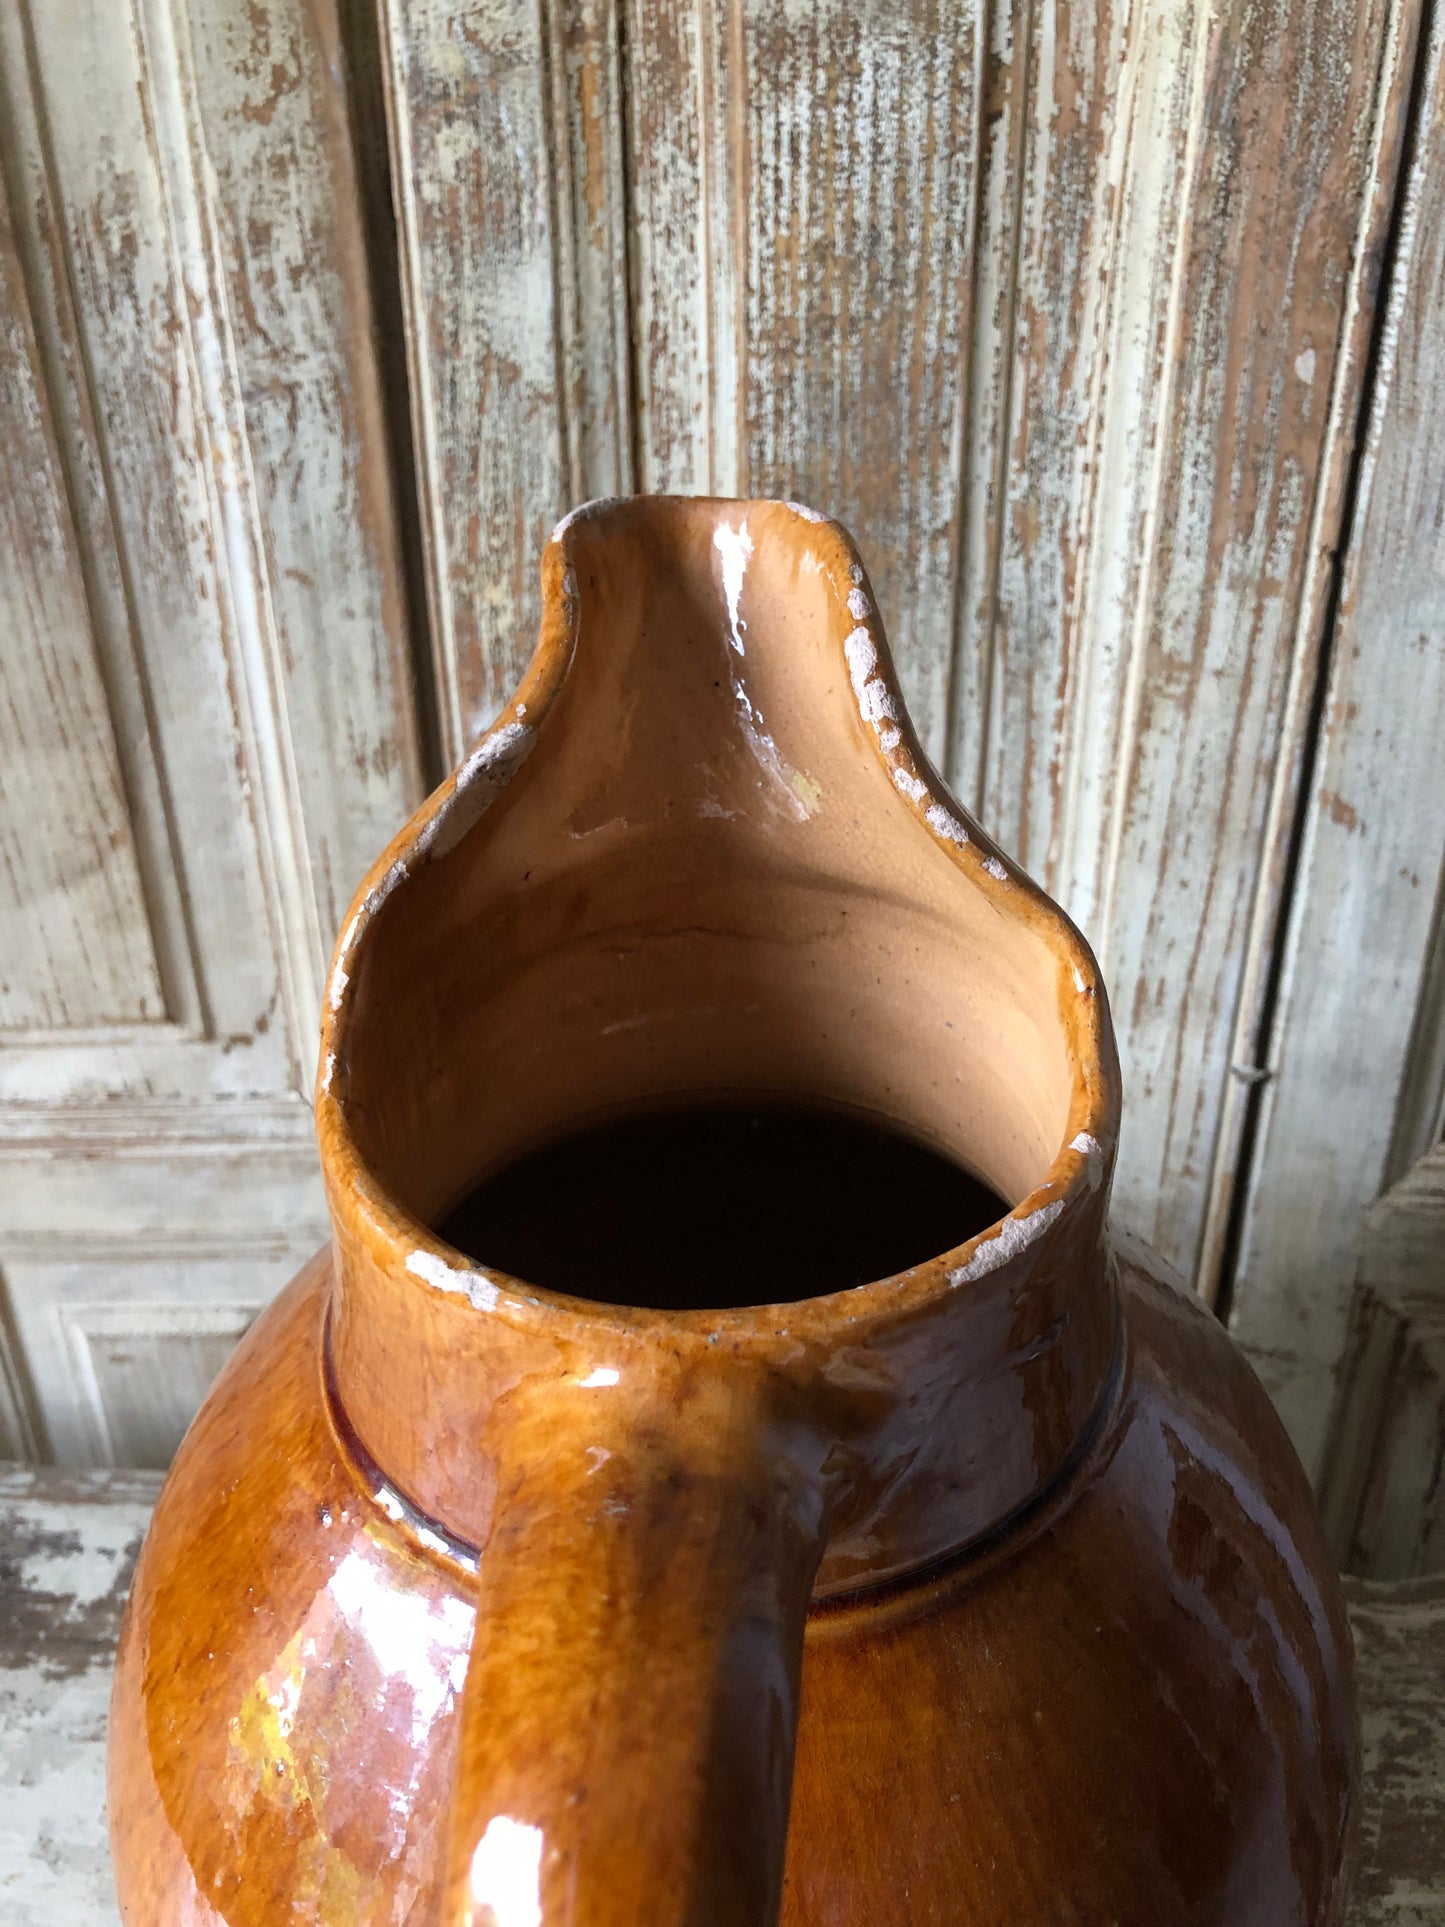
[0,15,170,1036]
[337,0,448,794]
[3,1,204,1036]
[1091,0,1212,977]
[134,0,326,1078]
[947,0,1027,808]
[374,0,463,759]
[545,0,633,503]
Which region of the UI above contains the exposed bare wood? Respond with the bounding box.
[1199,0,1427,1298]
[0,1465,162,1924]
[1229,5,1445,1477]
[1345,1571,1445,1925]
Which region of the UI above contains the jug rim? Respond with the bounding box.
[316,494,1120,1353]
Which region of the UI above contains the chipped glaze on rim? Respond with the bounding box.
[315,496,1122,1358]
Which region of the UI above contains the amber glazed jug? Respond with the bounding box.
[110,497,1356,1925]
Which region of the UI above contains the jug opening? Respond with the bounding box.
[431,1097,1010,1311]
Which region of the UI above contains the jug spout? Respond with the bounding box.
[315,496,1122,1926]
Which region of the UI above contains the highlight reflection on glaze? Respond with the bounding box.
[469,1816,544,1927]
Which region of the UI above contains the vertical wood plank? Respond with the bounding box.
[1228,5,1445,1476]
[991,0,1404,1282]
[1096,0,1408,1282]
[960,0,1186,855]
[11,0,300,1076]
[623,0,742,492]
[0,170,164,1031]
[737,0,985,759]
[183,0,424,940]
[380,0,560,757]
[549,0,632,501]
[381,0,629,760]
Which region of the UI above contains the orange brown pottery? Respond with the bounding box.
[109,497,1357,1925]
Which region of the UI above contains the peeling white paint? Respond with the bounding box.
[328,908,363,1011]
[982,854,1008,881]
[948,1199,1064,1285]
[785,500,827,523]
[414,720,535,864]
[926,801,969,845]
[404,1247,500,1312]
[844,624,876,689]
[1070,1131,1105,1190]
[847,585,870,620]
[892,766,928,803]
[843,623,897,726]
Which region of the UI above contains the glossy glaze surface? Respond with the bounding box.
[110,499,1356,1925]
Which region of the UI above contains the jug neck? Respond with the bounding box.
[319,1113,1120,1598]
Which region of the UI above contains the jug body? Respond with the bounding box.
[109,498,1355,1925]
[109,1239,1354,1924]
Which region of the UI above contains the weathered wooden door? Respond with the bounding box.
[1,0,1441,1477]
[0,0,422,1463]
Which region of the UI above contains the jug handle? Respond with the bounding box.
[441,1361,829,1927]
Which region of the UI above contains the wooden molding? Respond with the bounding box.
[1321,1147,1445,1578]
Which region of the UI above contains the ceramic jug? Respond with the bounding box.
[109,497,1356,1926]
